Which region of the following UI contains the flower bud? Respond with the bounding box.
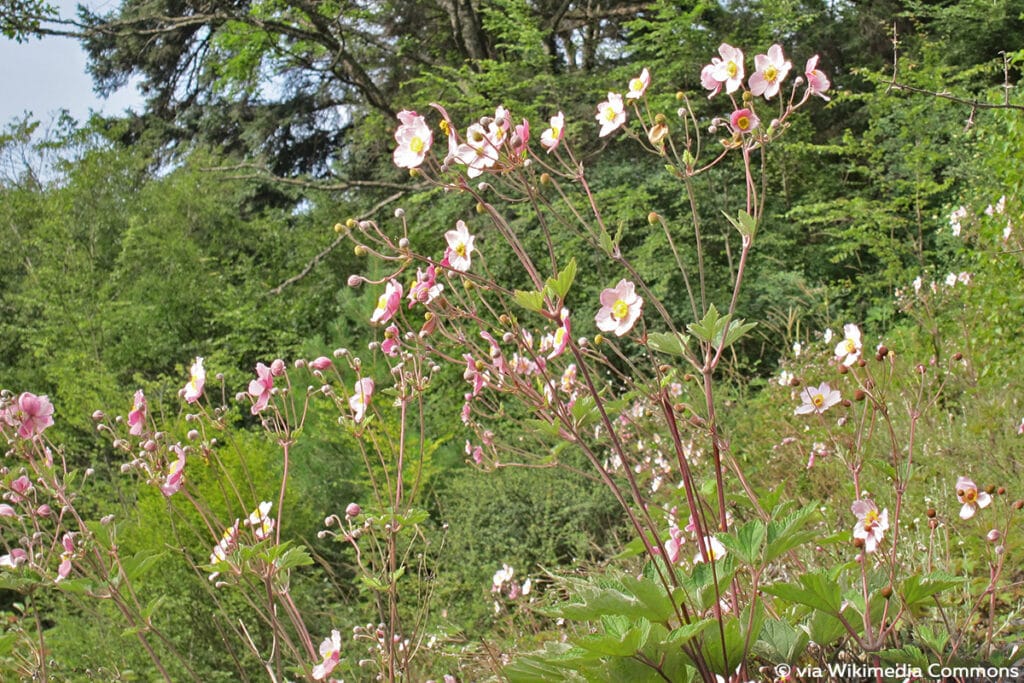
[35,504,52,517]
[270,359,286,377]
[838,364,848,375]
[854,389,866,401]
[648,212,660,225]
[310,356,333,371]
[333,223,345,233]
[476,202,485,214]
[187,429,200,441]
[953,352,963,361]
[540,173,550,185]
[1014,500,1024,510]
[394,208,405,218]
[354,245,367,257]
[346,503,361,518]
[881,586,893,599]
[987,529,1001,543]
[92,410,105,421]
[926,508,936,518]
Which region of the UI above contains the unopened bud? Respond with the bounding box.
[270,359,286,376]
[838,364,849,375]
[346,503,361,518]
[915,364,926,374]
[398,237,410,249]
[881,586,893,599]
[926,508,936,518]
[1014,500,1024,510]
[92,410,104,421]
[853,389,866,401]
[333,223,345,233]
[310,356,332,371]
[648,212,660,225]
[842,399,852,407]
[354,245,368,257]
[953,352,963,361]
[187,429,200,441]
[476,202,485,214]
[394,208,405,218]
[987,529,1001,543]
[347,274,364,287]
[986,484,996,494]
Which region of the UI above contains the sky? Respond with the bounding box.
[0,0,142,127]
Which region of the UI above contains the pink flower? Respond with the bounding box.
[0,504,15,518]
[834,323,862,366]
[444,220,476,272]
[700,63,722,98]
[393,110,433,169]
[596,92,626,137]
[381,324,400,357]
[371,280,403,325]
[6,392,55,439]
[626,67,650,99]
[749,44,791,99]
[408,264,443,307]
[693,536,727,564]
[312,630,342,680]
[463,354,486,397]
[309,356,333,371]
[247,363,274,414]
[547,309,571,359]
[709,43,745,94]
[0,548,27,569]
[181,357,206,404]
[804,55,831,100]
[956,476,991,520]
[128,390,147,436]
[246,501,275,541]
[454,122,499,178]
[57,533,74,581]
[349,378,374,423]
[595,279,643,337]
[540,112,564,153]
[465,440,484,465]
[852,499,888,553]
[729,108,760,134]
[9,475,33,503]
[511,118,530,156]
[794,382,841,415]
[160,445,186,497]
[208,520,240,580]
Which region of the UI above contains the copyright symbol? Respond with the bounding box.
[774,662,792,680]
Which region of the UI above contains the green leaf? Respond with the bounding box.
[762,571,843,615]
[646,331,691,357]
[513,289,545,313]
[662,618,714,646]
[900,571,962,608]
[274,545,314,572]
[765,504,820,563]
[573,617,650,657]
[877,645,929,669]
[687,304,724,343]
[804,609,847,646]
[121,549,166,582]
[721,209,758,238]
[754,619,809,663]
[718,520,766,566]
[545,258,577,299]
[719,318,757,349]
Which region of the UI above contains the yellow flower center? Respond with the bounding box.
[736,115,750,130]
[962,488,977,504]
[455,242,467,257]
[376,294,389,311]
[603,108,618,122]
[727,62,738,78]
[630,78,643,92]
[410,136,425,154]
[811,392,824,407]
[863,509,880,530]
[764,65,778,82]
[612,299,629,320]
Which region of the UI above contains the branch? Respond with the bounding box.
[269,191,407,295]
[200,162,421,192]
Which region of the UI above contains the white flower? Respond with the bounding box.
[834,323,862,366]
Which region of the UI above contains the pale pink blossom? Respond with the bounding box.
[540,111,565,153]
[57,533,74,581]
[5,392,55,439]
[454,122,499,177]
[596,92,626,137]
[0,504,15,518]
[128,389,147,436]
[381,324,400,357]
[0,548,27,569]
[208,520,240,580]
[465,440,484,465]
[393,110,433,168]
[547,309,571,359]
[181,357,206,404]
[626,67,650,99]
[408,264,443,306]
[309,356,333,371]
[804,55,831,100]
[160,445,186,497]
[693,536,727,564]
[247,363,274,414]
[794,382,841,415]
[370,280,403,325]
[709,44,745,94]
[246,501,275,541]
[312,630,342,680]
[9,475,33,502]
[730,108,760,134]
[511,118,530,156]
[349,378,374,423]
[444,220,476,272]
[749,44,791,99]
[956,476,991,520]
[700,64,722,98]
[463,354,486,397]
[595,279,643,337]
[834,323,862,366]
[852,499,888,553]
